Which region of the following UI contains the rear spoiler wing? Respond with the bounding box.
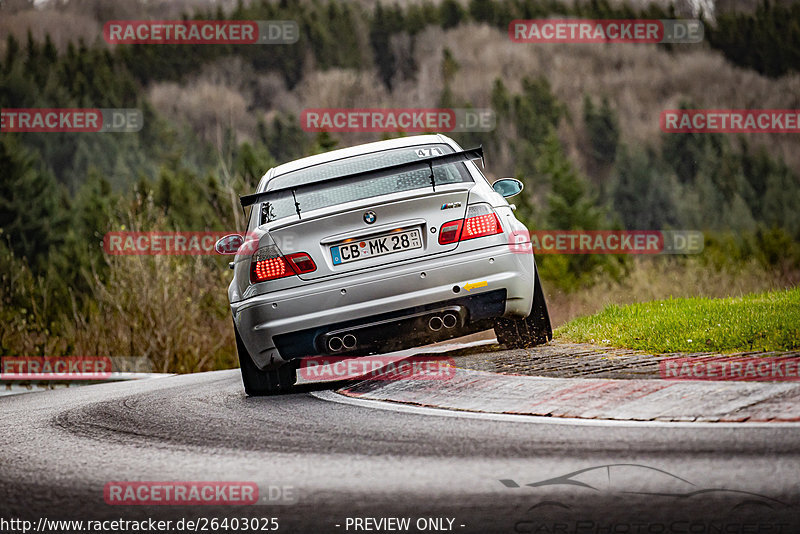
[239,146,484,210]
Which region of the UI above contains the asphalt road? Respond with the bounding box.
[2,368,799,534]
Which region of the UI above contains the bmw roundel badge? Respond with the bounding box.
[363,211,377,224]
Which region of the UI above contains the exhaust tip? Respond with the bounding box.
[342,334,357,350]
[428,316,444,332]
[442,313,458,329]
[328,336,343,352]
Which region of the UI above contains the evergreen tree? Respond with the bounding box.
[260,115,308,164]
[440,0,466,29]
[0,136,67,273]
[469,0,496,24]
[490,78,511,119]
[583,95,619,166]
[234,141,277,190]
[540,132,603,231]
[513,77,565,150]
[707,1,800,78]
[312,132,339,154]
[536,130,626,289]
[441,47,460,86]
[370,2,401,89]
[3,34,20,74]
[610,146,679,230]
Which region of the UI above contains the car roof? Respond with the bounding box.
[260,134,455,192]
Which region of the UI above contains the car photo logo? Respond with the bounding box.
[363,211,377,224]
[501,464,788,513]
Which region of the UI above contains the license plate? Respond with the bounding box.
[331,229,422,265]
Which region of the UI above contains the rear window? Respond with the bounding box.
[257,144,473,223]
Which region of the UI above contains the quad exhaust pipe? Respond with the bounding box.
[324,307,462,353]
[342,334,357,350]
[442,313,458,329]
[428,313,458,332]
[328,336,343,352]
[327,333,358,352]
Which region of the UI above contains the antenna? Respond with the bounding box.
[291,189,302,220]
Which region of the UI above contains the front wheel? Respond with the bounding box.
[235,322,298,396]
[494,268,553,349]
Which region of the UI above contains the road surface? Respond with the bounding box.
[1,367,799,533]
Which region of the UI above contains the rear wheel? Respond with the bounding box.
[494,268,553,349]
[235,322,298,396]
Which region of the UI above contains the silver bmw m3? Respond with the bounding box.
[216,134,552,395]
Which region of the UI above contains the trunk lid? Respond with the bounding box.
[267,185,470,281]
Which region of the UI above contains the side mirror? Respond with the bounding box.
[214,234,244,255]
[492,178,524,198]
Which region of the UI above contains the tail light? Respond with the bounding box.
[439,204,503,245]
[250,246,316,283]
[286,252,316,274]
[438,220,463,245]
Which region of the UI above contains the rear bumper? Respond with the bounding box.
[232,245,535,369]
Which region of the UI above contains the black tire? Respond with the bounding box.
[234,322,298,396]
[494,268,553,349]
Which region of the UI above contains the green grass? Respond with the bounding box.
[556,288,800,353]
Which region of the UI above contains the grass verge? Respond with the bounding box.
[556,287,800,353]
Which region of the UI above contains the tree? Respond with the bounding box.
[440,0,466,29]
[441,47,460,86]
[540,132,603,231]
[661,101,719,184]
[513,77,565,150]
[0,136,67,273]
[469,0,496,24]
[535,131,626,289]
[583,95,620,167]
[707,1,800,78]
[610,146,679,230]
[3,34,20,74]
[312,131,339,154]
[234,141,276,191]
[260,114,308,164]
[490,78,511,119]
[370,2,400,89]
